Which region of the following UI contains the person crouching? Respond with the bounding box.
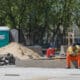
[46,47,55,58]
[66,44,80,68]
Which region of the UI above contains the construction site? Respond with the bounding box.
[0,0,80,79]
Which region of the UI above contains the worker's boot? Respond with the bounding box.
[66,66,71,69]
[75,66,78,69]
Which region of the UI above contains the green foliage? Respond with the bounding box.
[0,0,80,45]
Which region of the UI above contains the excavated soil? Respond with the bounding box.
[0,42,41,60]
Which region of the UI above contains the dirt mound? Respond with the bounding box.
[0,42,41,60]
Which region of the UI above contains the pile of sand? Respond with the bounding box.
[0,42,41,60]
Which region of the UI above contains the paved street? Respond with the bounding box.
[16,59,76,68]
[0,67,80,80]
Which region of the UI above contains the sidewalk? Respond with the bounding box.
[0,67,80,80]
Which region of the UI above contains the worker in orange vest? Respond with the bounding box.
[46,47,55,58]
[66,44,80,68]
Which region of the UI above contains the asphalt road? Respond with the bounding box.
[16,59,76,68]
[0,59,79,80]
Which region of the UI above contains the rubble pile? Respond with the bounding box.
[0,42,41,60]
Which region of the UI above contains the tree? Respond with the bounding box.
[0,0,80,46]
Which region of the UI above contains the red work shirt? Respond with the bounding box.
[46,48,55,57]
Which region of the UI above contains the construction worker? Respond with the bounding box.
[66,44,80,68]
[46,47,55,58]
